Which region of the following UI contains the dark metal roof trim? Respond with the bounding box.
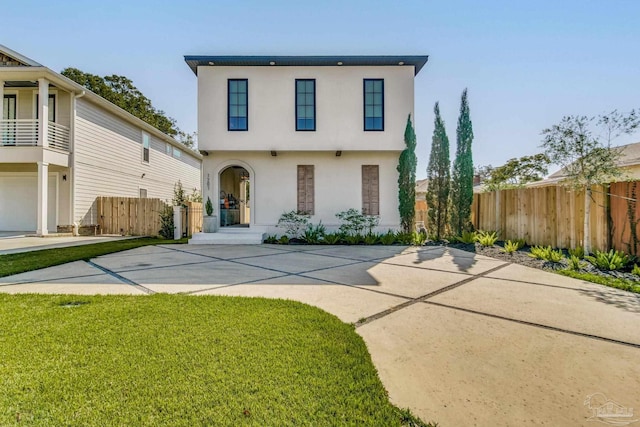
[184,55,429,76]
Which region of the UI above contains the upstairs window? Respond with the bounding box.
[363,79,384,131]
[142,132,150,163]
[296,79,315,131]
[165,142,172,155]
[35,94,56,122]
[173,147,181,158]
[228,79,248,131]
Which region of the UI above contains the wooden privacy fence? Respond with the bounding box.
[97,197,168,236]
[97,197,203,237]
[470,181,640,255]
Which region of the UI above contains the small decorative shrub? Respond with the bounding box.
[567,255,587,271]
[412,231,427,246]
[568,246,585,259]
[205,197,214,216]
[476,231,498,247]
[395,231,413,245]
[158,205,175,239]
[379,230,396,245]
[302,222,326,244]
[277,211,310,239]
[322,233,342,245]
[336,209,379,237]
[456,230,477,244]
[278,235,290,245]
[345,234,363,245]
[529,245,563,262]
[264,234,278,244]
[513,238,526,250]
[363,233,379,245]
[501,240,520,254]
[586,250,630,271]
[632,264,640,276]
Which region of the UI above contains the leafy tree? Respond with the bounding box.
[541,109,640,253]
[474,164,494,184]
[483,153,550,190]
[426,102,451,240]
[62,67,195,149]
[397,114,417,233]
[449,88,474,235]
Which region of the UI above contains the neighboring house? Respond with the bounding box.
[528,141,640,188]
[184,55,428,242]
[0,45,201,234]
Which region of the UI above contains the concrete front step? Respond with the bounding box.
[188,230,265,245]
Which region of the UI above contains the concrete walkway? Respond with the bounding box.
[1,244,639,426]
[0,234,135,255]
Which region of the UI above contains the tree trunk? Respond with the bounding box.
[584,186,591,254]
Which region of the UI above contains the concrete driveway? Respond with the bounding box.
[1,244,639,426]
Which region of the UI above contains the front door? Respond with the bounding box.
[2,95,16,145]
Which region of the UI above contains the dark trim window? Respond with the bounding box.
[363,79,384,131]
[35,94,56,122]
[295,79,315,131]
[228,79,248,131]
[142,132,150,163]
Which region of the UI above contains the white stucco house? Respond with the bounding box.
[0,45,201,234]
[184,54,428,243]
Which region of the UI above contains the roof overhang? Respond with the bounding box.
[183,55,429,76]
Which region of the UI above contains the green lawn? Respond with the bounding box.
[0,294,432,426]
[0,237,187,278]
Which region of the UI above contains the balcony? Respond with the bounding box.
[1,119,70,151]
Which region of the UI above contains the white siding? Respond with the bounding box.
[73,98,201,224]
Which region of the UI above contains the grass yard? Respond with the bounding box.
[0,237,187,278]
[0,294,431,426]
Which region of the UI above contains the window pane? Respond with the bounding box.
[365,105,374,117]
[229,93,238,105]
[364,80,373,92]
[373,105,383,118]
[229,80,238,92]
[305,106,314,119]
[373,80,383,92]
[238,118,247,129]
[306,118,314,129]
[238,105,247,117]
[238,81,247,92]
[306,80,314,92]
[373,117,382,129]
[373,92,382,105]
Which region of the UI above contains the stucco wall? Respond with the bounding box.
[197,65,415,152]
[202,151,401,234]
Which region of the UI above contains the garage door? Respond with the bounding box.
[0,174,57,231]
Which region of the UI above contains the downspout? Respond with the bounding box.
[70,90,85,235]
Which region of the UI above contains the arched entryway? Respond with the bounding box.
[219,165,250,227]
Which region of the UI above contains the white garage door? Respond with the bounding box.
[0,174,57,231]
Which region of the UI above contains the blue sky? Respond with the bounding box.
[4,0,639,178]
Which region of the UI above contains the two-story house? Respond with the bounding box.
[0,45,201,234]
[184,55,428,243]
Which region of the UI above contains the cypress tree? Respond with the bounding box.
[426,102,451,240]
[397,114,417,233]
[449,88,474,235]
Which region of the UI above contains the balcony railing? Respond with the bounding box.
[0,119,70,152]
